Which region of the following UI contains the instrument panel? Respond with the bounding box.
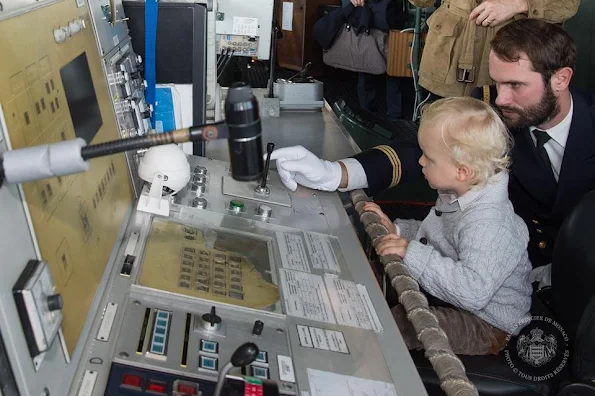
[72,155,407,395]
[0,0,427,393]
[0,0,133,355]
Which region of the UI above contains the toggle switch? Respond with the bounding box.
[46,294,63,311]
[192,197,207,209]
[191,182,206,194]
[194,166,207,176]
[200,306,222,332]
[256,205,272,218]
[252,320,264,336]
[254,143,274,195]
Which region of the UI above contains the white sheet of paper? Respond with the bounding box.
[305,232,340,272]
[323,328,349,353]
[357,284,384,333]
[324,275,376,330]
[308,369,397,396]
[297,324,314,347]
[279,269,336,323]
[232,17,258,36]
[282,2,294,31]
[277,232,310,272]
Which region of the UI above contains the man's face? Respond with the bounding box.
[489,50,559,130]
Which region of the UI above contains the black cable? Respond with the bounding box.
[268,24,279,98]
[81,122,226,161]
[217,50,235,82]
[81,133,177,160]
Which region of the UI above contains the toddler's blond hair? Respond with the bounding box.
[420,97,512,187]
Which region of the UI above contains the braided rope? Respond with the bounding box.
[350,189,478,396]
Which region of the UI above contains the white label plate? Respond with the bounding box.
[77,370,98,396]
[96,302,118,341]
[278,355,296,383]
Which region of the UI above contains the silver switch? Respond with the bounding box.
[192,197,207,209]
[194,166,207,175]
[256,205,272,218]
[192,182,206,194]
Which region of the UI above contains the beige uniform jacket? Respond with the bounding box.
[409,0,580,97]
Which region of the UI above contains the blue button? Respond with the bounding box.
[201,340,218,354]
[158,311,169,319]
[252,366,269,379]
[256,351,268,363]
[200,356,218,371]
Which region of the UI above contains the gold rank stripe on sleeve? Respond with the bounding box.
[483,85,491,104]
[374,145,402,188]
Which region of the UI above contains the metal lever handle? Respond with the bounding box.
[261,143,275,189]
[255,143,274,195]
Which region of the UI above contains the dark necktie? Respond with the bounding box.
[533,129,555,181]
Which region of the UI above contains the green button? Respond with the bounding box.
[229,200,244,210]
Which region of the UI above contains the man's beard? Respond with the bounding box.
[497,84,560,130]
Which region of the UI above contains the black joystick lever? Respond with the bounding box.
[200,306,222,331]
[213,343,260,396]
[255,143,274,195]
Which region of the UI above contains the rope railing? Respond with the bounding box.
[350,189,479,396]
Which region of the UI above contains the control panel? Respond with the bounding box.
[214,0,274,60]
[105,38,150,139]
[86,0,130,56]
[216,34,259,58]
[71,155,410,396]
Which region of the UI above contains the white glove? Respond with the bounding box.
[267,146,342,192]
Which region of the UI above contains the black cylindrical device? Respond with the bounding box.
[224,82,264,181]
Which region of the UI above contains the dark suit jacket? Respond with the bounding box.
[353,89,595,268]
[508,90,595,267]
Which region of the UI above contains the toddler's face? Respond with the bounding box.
[417,125,460,191]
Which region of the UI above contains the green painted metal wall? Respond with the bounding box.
[565,1,595,92]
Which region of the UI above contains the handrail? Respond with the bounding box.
[350,189,479,396]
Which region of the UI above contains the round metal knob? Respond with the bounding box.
[191,182,206,194]
[47,294,63,311]
[194,166,207,176]
[256,205,272,218]
[192,198,207,209]
[193,175,206,184]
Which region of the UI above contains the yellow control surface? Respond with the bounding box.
[139,219,279,309]
[0,2,133,351]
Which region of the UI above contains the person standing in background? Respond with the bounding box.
[342,0,407,122]
[407,0,580,98]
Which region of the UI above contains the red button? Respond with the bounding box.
[178,384,197,395]
[121,374,142,389]
[147,381,167,394]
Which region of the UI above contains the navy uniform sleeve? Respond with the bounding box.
[350,140,423,195]
[471,85,497,105]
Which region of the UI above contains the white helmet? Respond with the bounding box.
[138,144,190,195]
